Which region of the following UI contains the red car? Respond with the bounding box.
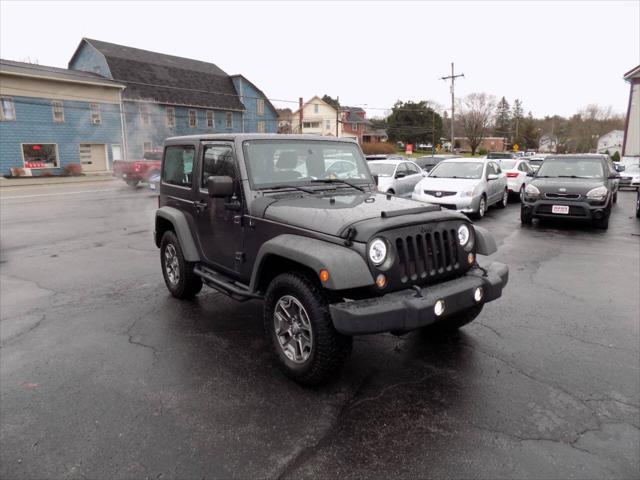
[113,151,162,187]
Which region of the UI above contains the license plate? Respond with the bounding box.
[552,205,569,214]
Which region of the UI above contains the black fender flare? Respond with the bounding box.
[250,235,374,291]
[155,207,200,262]
[473,225,497,256]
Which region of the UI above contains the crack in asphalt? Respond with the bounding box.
[0,313,46,347]
[475,320,503,338]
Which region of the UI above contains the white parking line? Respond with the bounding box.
[0,188,122,200]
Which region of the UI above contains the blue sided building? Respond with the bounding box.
[68,38,278,161]
[0,59,126,176]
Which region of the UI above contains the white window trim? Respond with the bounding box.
[257,99,265,116]
[90,103,101,125]
[206,110,215,128]
[139,104,150,125]
[226,112,233,129]
[20,142,60,169]
[189,109,197,128]
[314,104,319,114]
[0,96,16,121]
[166,106,176,127]
[52,100,64,123]
[258,120,265,133]
[112,144,122,162]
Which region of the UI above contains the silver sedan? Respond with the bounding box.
[411,158,509,219]
[368,159,426,197]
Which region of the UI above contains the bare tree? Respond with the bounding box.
[457,93,496,155]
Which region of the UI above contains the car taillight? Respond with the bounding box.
[506,172,519,178]
[134,163,142,172]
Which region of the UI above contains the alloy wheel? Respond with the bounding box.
[502,189,508,207]
[274,295,314,364]
[520,185,525,203]
[164,243,180,285]
[478,197,486,218]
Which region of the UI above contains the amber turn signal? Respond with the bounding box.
[375,273,387,288]
[319,269,330,282]
[467,253,475,265]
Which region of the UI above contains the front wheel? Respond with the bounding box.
[521,206,533,225]
[497,188,508,209]
[421,305,484,335]
[125,179,139,187]
[264,272,352,386]
[473,195,487,219]
[593,213,610,230]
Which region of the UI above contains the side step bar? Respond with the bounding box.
[193,266,263,301]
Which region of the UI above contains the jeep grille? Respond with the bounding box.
[394,228,460,284]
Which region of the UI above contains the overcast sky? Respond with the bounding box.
[1,1,638,118]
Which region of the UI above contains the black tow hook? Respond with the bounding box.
[411,285,423,298]
[474,262,489,277]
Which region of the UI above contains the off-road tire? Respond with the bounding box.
[521,207,533,225]
[160,231,202,299]
[497,188,508,209]
[264,272,352,386]
[126,179,139,187]
[613,192,618,204]
[387,189,395,195]
[421,305,484,335]
[593,213,610,230]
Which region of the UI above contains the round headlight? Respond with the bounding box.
[458,224,470,246]
[368,238,388,265]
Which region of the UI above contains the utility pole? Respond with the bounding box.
[299,97,303,134]
[432,110,435,157]
[441,62,464,152]
[336,96,340,137]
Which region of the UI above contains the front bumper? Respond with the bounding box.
[412,192,481,213]
[330,262,508,335]
[522,198,608,220]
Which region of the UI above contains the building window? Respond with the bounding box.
[90,103,101,125]
[112,144,122,161]
[303,121,320,129]
[257,99,265,116]
[0,97,16,121]
[189,109,197,127]
[226,112,233,129]
[22,143,59,168]
[206,111,214,128]
[166,107,176,127]
[143,141,152,152]
[314,104,319,114]
[325,119,331,130]
[352,123,357,131]
[139,104,151,125]
[52,100,64,123]
[257,120,266,133]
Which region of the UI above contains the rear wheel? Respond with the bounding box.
[125,179,139,187]
[421,305,484,335]
[497,188,508,209]
[264,272,352,386]
[160,231,202,298]
[521,206,533,225]
[519,184,525,203]
[636,191,640,218]
[387,189,395,195]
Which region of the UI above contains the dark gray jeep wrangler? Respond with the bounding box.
[155,134,508,385]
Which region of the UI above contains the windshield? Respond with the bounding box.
[624,164,640,173]
[430,162,484,179]
[529,159,544,165]
[369,163,396,177]
[498,160,517,169]
[243,140,372,188]
[536,158,604,178]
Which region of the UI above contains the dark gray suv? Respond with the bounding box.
[521,154,619,229]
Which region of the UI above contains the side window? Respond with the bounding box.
[162,145,195,187]
[493,162,502,174]
[201,145,236,187]
[406,162,421,175]
[396,163,408,176]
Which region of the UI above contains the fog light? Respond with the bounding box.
[474,287,484,302]
[319,269,330,282]
[434,299,445,317]
[375,273,387,288]
[467,253,475,265]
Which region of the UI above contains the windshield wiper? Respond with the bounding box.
[558,175,591,179]
[263,185,316,194]
[535,175,557,178]
[310,178,366,192]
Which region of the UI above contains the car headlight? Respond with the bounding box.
[458,224,470,246]
[459,190,474,197]
[586,185,608,201]
[368,238,388,265]
[414,183,422,193]
[525,184,540,198]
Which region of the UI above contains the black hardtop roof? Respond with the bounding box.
[544,154,609,161]
[165,134,359,144]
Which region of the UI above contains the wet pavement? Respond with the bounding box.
[1,181,638,479]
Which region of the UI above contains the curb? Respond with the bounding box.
[0,175,118,188]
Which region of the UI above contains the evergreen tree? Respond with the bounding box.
[511,99,524,146]
[494,97,511,139]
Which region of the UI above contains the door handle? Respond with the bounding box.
[194,201,208,213]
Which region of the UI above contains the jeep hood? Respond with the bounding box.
[256,192,465,241]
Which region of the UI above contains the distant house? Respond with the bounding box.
[291,96,338,136]
[597,130,624,156]
[362,127,388,144]
[68,38,276,160]
[454,136,507,153]
[277,108,293,134]
[623,64,640,158]
[539,134,558,153]
[0,58,125,176]
[340,106,367,143]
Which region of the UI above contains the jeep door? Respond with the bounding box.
[194,142,245,275]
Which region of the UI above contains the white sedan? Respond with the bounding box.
[496,158,534,201]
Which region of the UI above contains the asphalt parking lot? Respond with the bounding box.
[1,181,639,479]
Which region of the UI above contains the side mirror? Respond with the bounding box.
[487,173,499,181]
[526,172,534,177]
[207,176,234,197]
[395,172,406,179]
